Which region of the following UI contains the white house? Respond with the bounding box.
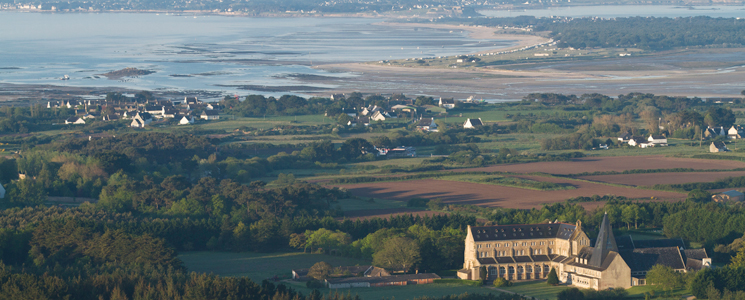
[133,112,153,125]
[416,118,438,132]
[729,126,743,139]
[131,119,145,128]
[65,117,86,125]
[463,118,483,129]
[647,135,668,146]
[439,98,456,109]
[179,116,194,125]
[201,110,219,120]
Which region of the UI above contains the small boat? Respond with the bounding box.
[61,75,70,80]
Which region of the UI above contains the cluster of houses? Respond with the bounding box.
[618,133,668,148]
[292,265,440,289]
[53,97,222,127]
[344,105,398,127]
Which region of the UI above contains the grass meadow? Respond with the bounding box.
[179,251,370,282]
[180,251,507,300]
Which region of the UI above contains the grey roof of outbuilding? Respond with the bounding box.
[470,223,576,241]
[633,238,684,249]
[614,235,635,251]
[620,246,686,272]
[683,249,708,260]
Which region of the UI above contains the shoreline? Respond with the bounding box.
[376,22,550,54]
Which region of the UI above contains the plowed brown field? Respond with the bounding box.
[342,208,448,220]
[456,156,745,175]
[333,178,686,209]
[579,171,745,186]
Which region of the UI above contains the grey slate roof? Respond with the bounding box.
[467,119,483,126]
[621,246,686,272]
[683,249,708,260]
[633,238,684,249]
[470,223,576,242]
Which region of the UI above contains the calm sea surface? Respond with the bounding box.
[0,12,511,98]
[479,5,745,18]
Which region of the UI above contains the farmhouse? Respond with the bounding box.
[647,135,667,146]
[65,117,86,125]
[729,125,743,139]
[439,98,456,109]
[463,118,483,129]
[710,141,729,153]
[179,116,194,125]
[712,190,744,203]
[705,126,726,139]
[201,110,219,120]
[416,118,438,132]
[458,213,710,290]
[617,132,632,142]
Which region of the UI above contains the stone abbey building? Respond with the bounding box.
[458,213,710,290]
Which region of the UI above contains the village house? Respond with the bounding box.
[206,103,223,111]
[179,115,194,125]
[647,135,668,146]
[728,125,743,139]
[463,118,483,129]
[712,190,744,203]
[416,118,438,132]
[458,213,710,290]
[617,132,632,143]
[627,137,648,148]
[130,119,145,128]
[201,110,219,120]
[370,110,395,122]
[710,141,729,153]
[439,98,456,109]
[184,96,201,105]
[705,126,726,139]
[65,117,86,125]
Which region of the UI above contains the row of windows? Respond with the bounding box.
[478,248,550,257]
[477,241,554,248]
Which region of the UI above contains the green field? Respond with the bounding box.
[180,251,510,300]
[496,281,572,300]
[179,251,371,282]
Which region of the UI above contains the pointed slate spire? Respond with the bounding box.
[589,212,618,267]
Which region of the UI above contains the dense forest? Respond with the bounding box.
[449,16,745,50]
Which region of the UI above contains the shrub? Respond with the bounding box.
[547,268,559,285]
[306,279,324,289]
[493,277,512,287]
[557,288,584,300]
[407,197,430,207]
